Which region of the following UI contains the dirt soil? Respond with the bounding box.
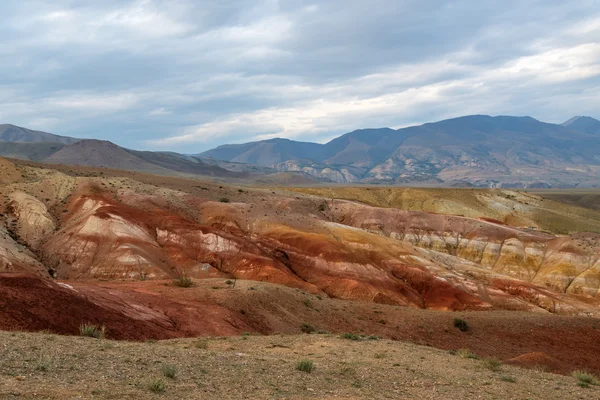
[2,274,600,377]
[1,331,599,400]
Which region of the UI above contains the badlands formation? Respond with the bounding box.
[1,157,600,374]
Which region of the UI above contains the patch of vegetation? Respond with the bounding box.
[340,364,356,376]
[162,364,177,379]
[500,376,516,383]
[302,299,313,308]
[317,202,327,212]
[296,359,314,373]
[456,348,478,359]
[453,318,469,332]
[219,197,230,203]
[483,358,502,372]
[341,333,361,341]
[79,323,106,339]
[35,359,51,372]
[572,370,598,388]
[149,379,166,394]
[173,276,194,288]
[194,340,208,350]
[340,333,379,341]
[300,323,315,334]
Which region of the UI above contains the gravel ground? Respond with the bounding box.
[1,331,599,399]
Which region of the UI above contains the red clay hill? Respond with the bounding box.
[1,157,600,375]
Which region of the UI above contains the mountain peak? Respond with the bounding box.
[0,124,79,145]
[562,116,600,135]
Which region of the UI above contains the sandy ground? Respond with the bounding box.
[1,331,599,400]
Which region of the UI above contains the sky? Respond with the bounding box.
[1,0,600,152]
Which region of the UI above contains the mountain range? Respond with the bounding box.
[200,115,600,187]
[1,115,600,187]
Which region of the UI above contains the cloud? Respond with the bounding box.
[0,0,599,151]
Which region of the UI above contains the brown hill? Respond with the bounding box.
[0,124,79,144]
[43,139,241,178]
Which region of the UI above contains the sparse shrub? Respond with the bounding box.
[238,189,244,193]
[453,318,469,332]
[225,280,233,285]
[457,348,478,359]
[303,299,313,308]
[374,352,386,359]
[35,359,50,372]
[483,358,502,372]
[341,333,361,341]
[149,379,166,393]
[173,276,193,288]
[317,203,327,212]
[367,335,380,340]
[300,323,315,334]
[79,323,106,339]
[573,370,598,388]
[296,359,314,373]
[162,364,177,379]
[219,197,230,203]
[194,340,208,350]
[340,364,356,376]
[500,376,516,383]
[377,319,386,325]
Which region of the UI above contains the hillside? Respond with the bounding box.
[200,115,600,187]
[1,158,600,398]
[562,116,600,135]
[2,157,600,311]
[0,124,79,144]
[0,142,67,161]
[43,139,241,178]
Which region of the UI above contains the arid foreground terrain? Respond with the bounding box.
[1,157,600,398]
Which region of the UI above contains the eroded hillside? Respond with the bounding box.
[1,158,599,318]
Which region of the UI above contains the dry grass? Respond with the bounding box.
[1,330,599,399]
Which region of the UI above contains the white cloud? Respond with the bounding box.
[0,0,599,151]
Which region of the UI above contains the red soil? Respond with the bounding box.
[504,352,563,374]
[2,273,600,376]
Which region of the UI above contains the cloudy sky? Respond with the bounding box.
[1,0,600,152]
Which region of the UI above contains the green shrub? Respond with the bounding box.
[457,348,478,359]
[173,276,193,288]
[219,197,230,203]
[483,358,502,372]
[341,333,361,341]
[300,323,315,334]
[149,379,166,393]
[296,360,314,373]
[79,323,106,339]
[453,318,469,332]
[572,370,598,387]
[500,376,516,383]
[162,364,177,379]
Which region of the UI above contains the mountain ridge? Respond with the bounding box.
[198,114,600,187]
[2,114,599,187]
[0,124,79,144]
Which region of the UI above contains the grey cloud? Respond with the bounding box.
[0,0,599,152]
